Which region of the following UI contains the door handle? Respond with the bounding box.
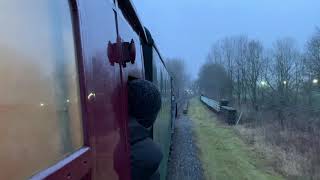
[107,37,136,67]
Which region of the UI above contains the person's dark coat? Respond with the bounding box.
[129,118,162,180]
[128,79,163,180]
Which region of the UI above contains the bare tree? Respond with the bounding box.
[268,38,300,128]
[246,40,263,110]
[302,28,320,107]
[207,36,249,105]
[166,58,189,99]
[207,40,224,65]
[221,37,235,83]
[233,36,249,106]
[306,28,320,78]
[273,39,299,101]
[198,61,232,99]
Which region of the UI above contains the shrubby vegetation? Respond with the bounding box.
[197,28,320,179]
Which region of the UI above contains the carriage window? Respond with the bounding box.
[0,1,83,180]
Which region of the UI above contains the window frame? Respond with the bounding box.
[29,0,92,179]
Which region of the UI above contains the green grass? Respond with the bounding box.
[189,98,283,180]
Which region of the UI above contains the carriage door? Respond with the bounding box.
[0,0,91,180]
[76,0,132,179]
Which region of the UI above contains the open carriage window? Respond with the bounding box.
[0,1,83,179]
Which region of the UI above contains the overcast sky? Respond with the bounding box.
[132,0,320,79]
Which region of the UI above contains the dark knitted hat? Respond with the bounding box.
[128,79,162,128]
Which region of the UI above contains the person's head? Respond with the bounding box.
[128,79,161,128]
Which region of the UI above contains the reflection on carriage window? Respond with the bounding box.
[0,1,83,179]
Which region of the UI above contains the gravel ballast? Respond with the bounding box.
[167,115,204,180]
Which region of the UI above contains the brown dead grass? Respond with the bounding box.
[234,124,320,180]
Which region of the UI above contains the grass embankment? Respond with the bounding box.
[189,98,283,180]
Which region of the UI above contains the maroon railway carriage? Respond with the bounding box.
[0,0,174,180]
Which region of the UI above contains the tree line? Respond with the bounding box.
[166,58,190,100]
[197,28,320,129]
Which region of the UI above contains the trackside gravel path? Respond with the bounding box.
[167,114,204,180]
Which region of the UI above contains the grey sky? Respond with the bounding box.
[132,0,320,79]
